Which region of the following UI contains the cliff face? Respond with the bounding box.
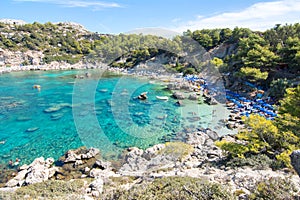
[0,49,44,66]
[209,42,237,59]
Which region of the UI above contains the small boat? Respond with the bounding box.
[156,96,169,101]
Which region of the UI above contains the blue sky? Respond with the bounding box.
[0,0,300,34]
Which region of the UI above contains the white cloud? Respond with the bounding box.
[14,0,122,9]
[175,0,300,32]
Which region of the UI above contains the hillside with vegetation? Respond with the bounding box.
[1,21,299,92]
[0,20,300,199]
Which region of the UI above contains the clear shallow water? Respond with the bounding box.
[0,69,231,167]
[0,70,182,166]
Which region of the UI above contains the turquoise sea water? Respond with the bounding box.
[0,69,231,167]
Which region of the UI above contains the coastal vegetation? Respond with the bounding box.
[1,21,300,199]
[1,176,297,199]
[216,85,300,168]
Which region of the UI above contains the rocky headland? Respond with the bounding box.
[1,129,299,199]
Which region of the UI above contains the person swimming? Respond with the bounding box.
[8,160,13,167]
[14,158,20,166]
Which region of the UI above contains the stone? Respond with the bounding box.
[19,164,29,171]
[48,167,58,178]
[167,83,176,90]
[290,150,300,177]
[89,167,116,179]
[85,72,91,78]
[91,191,100,197]
[63,147,100,163]
[5,169,28,187]
[143,144,165,160]
[74,160,83,166]
[89,178,103,194]
[175,100,184,106]
[5,157,58,187]
[203,94,218,105]
[45,158,55,167]
[186,132,208,146]
[138,92,148,100]
[25,167,49,185]
[205,128,219,141]
[188,94,198,100]
[204,139,214,147]
[94,160,111,170]
[172,92,185,100]
[85,167,91,173]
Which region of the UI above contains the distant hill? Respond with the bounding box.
[0,19,299,97]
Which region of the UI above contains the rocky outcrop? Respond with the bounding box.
[0,49,44,66]
[209,43,237,59]
[3,143,300,199]
[118,145,176,176]
[291,150,300,177]
[57,147,102,180]
[62,147,100,164]
[185,131,223,166]
[5,157,58,187]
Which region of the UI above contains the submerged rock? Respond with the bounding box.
[26,127,39,132]
[16,116,31,121]
[175,100,184,106]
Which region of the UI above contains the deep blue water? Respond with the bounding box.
[0,70,182,166]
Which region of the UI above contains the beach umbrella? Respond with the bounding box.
[256,99,264,104]
[239,97,247,101]
[253,105,261,109]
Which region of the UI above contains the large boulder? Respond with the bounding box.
[88,178,104,197]
[173,92,185,100]
[5,157,58,187]
[63,147,100,163]
[290,150,300,177]
[204,128,219,141]
[204,95,218,105]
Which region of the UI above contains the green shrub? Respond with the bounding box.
[235,67,268,81]
[158,142,194,161]
[13,179,85,199]
[269,78,291,99]
[225,154,274,169]
[249,177,298,200]
[105,176,235,200]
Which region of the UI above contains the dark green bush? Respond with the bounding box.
[225,154,274,170]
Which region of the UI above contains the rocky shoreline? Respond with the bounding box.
[1,129,299,199]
